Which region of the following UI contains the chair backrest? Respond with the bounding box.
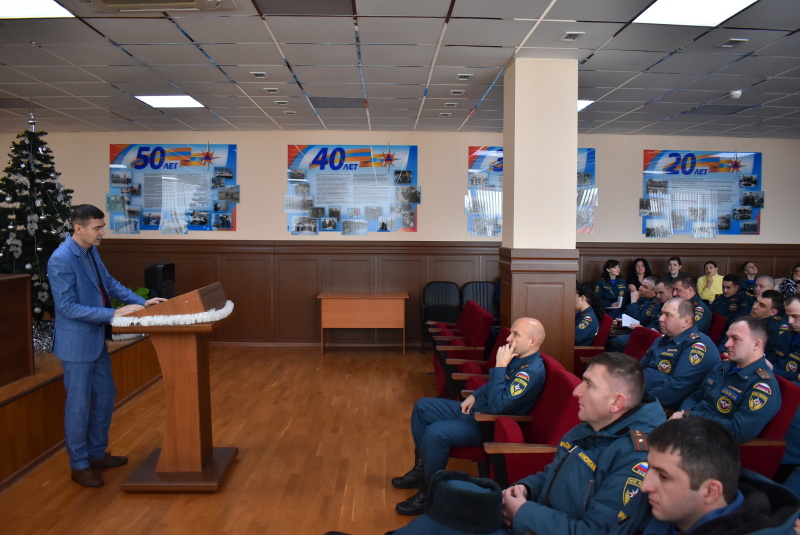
[591,313,614,346]
[623,328,662,361]
[459,300,494,348]
[706,312,728,344]
[462,281,499,320]
[523,355,581,445]
[423,281,461,324]
[740,376,800,478]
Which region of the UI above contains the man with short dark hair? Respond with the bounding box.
[640,298,720,410]
[672,276,711,333]
[749,290,791,365]
[629,418,800,535]
[711,275,753,326]
[670,316,780,443]
[608,278,665,352]
[502,352,666,535]
[48,204,167,487]
[392,318,546,516]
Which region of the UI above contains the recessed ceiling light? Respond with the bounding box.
[250,72,268,79]
[633,0,758,27]
[135,95,203,108]
[0,0,74,18]
[457,74,473,81]
[578,100,594,111]
[450,90,466,96]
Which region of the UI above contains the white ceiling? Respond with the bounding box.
[0,0,798,137]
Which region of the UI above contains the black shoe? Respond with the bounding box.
[71,468,104,487]
[391,448,425,489]
[395,488,427,516]
[89,453,128,469]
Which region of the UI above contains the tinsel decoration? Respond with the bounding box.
[33,320,54,353]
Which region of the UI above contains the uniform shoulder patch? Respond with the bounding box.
[509,376,528,397]
[755,369,771,380]
[630,430,649,451]
[753,382,772,395]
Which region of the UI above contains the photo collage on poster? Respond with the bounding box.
[285,145,419,235]
[108,144,238,234]
[465,147,597,236]
[641,150,763,238]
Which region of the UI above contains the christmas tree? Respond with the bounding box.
[0,128,73,320]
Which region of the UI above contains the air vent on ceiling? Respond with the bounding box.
[450,89,465,96]
[457,74,473,81]
[439,112,452,117]
[250,72,268,79]
[561,31,585,42]
[719,38,749,48]
[75,0,238,12]
[264,88,279,94]
[274,100,288,106]
[283,110,296,115]
[444,102,458,108]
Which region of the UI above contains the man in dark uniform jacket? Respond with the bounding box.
[711,275,753,327]
[392,318,547,516]
[739,261,758,297]
[746,290,791,365]
[672,316,780,443]
[640,298,720,410]
[607,277,662,352]
[672,276,711,334]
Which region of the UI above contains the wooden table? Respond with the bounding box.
[317,292,409,353]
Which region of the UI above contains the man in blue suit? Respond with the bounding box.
[48,204,166,487]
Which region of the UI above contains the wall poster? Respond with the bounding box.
[641,150,763,238]
[108,143,238,234]
[286,144,419,235]
[465,147,597,236]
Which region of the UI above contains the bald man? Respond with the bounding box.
[392,318,547,516]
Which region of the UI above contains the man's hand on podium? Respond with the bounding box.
[144,297,168,307]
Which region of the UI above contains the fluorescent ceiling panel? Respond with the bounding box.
[135,95,204,108]
[0,0,74,19]
[633,0,758,27]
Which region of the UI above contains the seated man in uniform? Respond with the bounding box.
[740,261,759,297]
[670,316,780,443]
[502,352,666,535]
[640,298,720,410]
[672,276,712,333]
[711,275,753,327]
[608,277,664,352]
[391,318,546,516]
[632,417,800,535]
[754,275,776,300]
[745,290,791,364]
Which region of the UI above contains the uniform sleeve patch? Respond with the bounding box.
[578,317,593,329]
[510,377,528,397]
[516,371,530,381]
[749,392,768,410]
[622,477,643,505]
[753,382,772,395]
[716,396,732,413]
[632,462,649,478]
[694,307,704,321]
[689,343,706,365]
[780,324,790,335]
[658,360,672,373]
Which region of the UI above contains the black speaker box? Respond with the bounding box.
[145,262,176,299]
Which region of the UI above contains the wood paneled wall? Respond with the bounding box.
[97,239,800,346]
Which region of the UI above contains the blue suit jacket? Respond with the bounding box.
[48,234,145,363]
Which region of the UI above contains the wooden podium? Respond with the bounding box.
[113,282,237,492]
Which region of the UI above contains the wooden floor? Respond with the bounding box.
[0,345,477,535]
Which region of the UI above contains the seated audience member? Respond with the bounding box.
[502,353,666,535]
[628,417,800,535]
[672,276,712,334]
[640,298,720,410]
[664,256,688,283]
[671,316,780,443]
[628,258,654,293]
[391,318,546,516]
[575,282,604,345]
[776,295,800,494]
[750,290,791,364]
[740,261,759,296]
[608,277,662,352]
[696,260,723,303]
[711,275,753,326]
[779,263,800,300]
[596,259,629,320]
[754,275,776,300]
